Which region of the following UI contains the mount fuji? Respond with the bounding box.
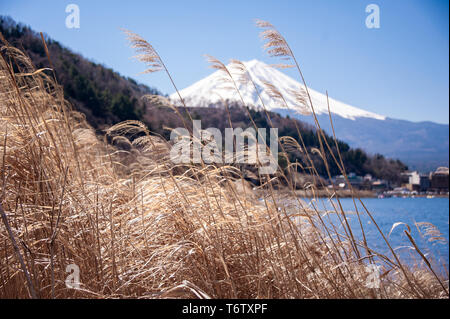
[170,60,449,172]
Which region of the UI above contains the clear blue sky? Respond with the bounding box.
[1,0,448,123]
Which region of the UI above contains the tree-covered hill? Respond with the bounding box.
[158,104,408,182]
[0,16,161,129]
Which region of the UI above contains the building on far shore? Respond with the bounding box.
[401,171,421,191]
[419,173,431,192]
[371,179,389,191]
[333,173,365,189]
[399,169,449,194]
[329,167,448,195]
[430,167,449,193]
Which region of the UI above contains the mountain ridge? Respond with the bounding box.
[170,59,386,121]
[170,59,449,172]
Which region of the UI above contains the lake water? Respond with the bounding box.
[301,197,449,272]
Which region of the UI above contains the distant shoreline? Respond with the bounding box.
[287,188,449,199]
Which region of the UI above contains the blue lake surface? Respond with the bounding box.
[302,197,449,272]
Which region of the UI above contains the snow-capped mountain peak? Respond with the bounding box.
[169,60,386,121]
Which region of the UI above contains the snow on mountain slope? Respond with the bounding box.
[169,59,386,121]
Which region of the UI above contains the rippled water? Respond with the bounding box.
[301,197,449,272]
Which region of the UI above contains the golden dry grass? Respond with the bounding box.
[0,24,448,299]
